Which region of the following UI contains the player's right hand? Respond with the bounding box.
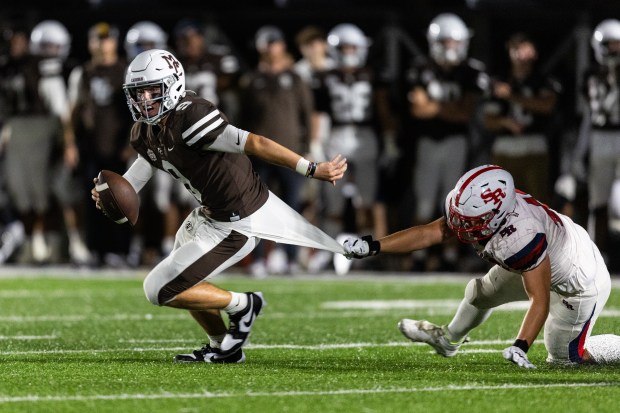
[314,154,347,186]
[343,235,380,259]
[502,346,536,369]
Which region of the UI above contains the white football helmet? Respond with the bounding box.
[427,13,471,66]
[123,49,185,125]
[591,19,620,65]
[254,25,285,53]
[327,23,369,68]
[446,165,516,243]
[30,20,71,59]
[124,21,169,60]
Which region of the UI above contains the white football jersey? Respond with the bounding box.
[447,190,598,295]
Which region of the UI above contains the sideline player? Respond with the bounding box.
[343,165,620,367]
[91,49,347,363]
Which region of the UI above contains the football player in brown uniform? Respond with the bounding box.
[91,49,347,364]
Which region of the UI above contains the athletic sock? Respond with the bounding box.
[446,298,492,343]
[208,333,226,349]
[223,292,249,315]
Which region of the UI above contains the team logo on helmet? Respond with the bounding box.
[481,188,506,208]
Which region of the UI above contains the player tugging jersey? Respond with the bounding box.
[446,189,597,296]
[130,91,269,223]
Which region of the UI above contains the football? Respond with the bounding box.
[95,170,140,226]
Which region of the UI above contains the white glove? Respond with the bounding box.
[343,235,380,259]
[502,346,536,369]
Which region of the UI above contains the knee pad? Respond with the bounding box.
[143,272,163,306]
[464,277,494,309]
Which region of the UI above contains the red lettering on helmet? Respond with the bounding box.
[481,188,506,208]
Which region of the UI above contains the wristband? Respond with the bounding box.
[295,158,311,176]
[306,162,317,178]
[361,235,381,256]
[513,338,529,353]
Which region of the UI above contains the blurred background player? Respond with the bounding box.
[124,21,169,62]
[404,13,489,271]
[1,19,90,264]
[566,19,620,266]
[293,25,336,272]
[314,23,397,273]
[483,32,561,205]
[68,22,134,266]
[0,26,27,263]
[238,25,314,276]
[173,18,240,116]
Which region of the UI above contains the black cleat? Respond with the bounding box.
[173,344,245,364]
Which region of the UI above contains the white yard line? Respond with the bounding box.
[3,307,620,323]
[0,382,617,404]
[1,267,620,287]
[0,339,545,356]
[0,335,57,340]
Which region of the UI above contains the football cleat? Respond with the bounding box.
[220,292,266,355]
[398,319,462,357]
[173,344,245,364]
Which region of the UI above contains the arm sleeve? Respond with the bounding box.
[202,124,249,154]
[123,155,155,193]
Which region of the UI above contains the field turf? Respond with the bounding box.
[1,269,619,412]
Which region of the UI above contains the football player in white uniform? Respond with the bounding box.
[343,165,620,367]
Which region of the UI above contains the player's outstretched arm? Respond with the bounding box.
[244,132,347,185]
[344,217,452,258]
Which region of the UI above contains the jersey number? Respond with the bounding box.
[329,81,371,123]
[161,160,202,202]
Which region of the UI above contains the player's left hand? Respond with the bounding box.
[502,346,536,369]
[314,154,347,186]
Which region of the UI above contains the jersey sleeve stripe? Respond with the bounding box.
[186,118,225,146]
[182,109,220,139]
[504,233,547,271]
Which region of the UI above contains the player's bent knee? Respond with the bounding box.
[465,277,493,309]
[143,272,164,306]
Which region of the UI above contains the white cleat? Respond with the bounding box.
[398,319,461,357]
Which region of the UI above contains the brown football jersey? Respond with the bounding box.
[130,93,269,222]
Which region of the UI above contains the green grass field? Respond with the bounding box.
[1,270,619,413]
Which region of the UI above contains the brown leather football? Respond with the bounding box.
[95,170,140,226]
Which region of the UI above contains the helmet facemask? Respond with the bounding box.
[448,203,497,243]
[430,38,468,67]
[124,73,179,125]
